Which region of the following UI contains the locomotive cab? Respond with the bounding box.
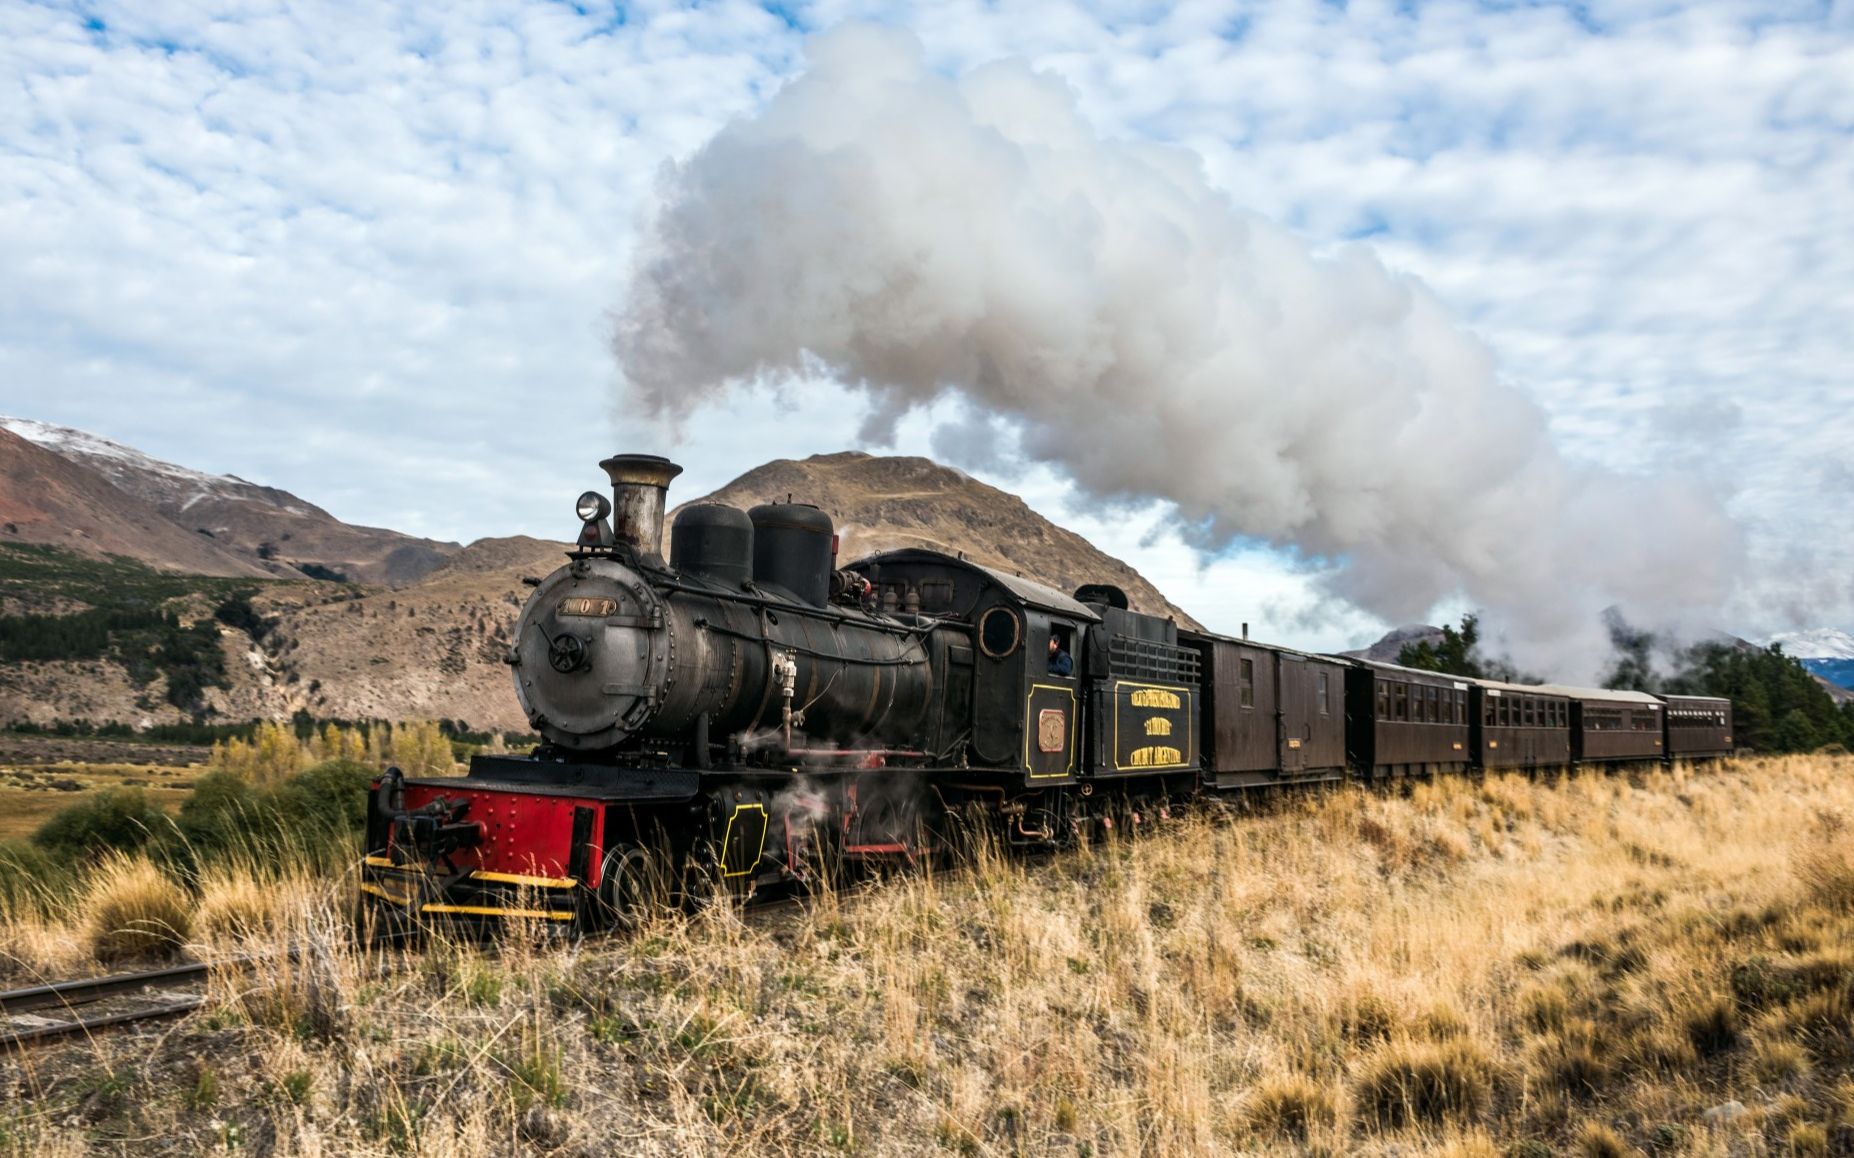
[849,550,1098,784]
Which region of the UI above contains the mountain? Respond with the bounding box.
[0,428,267,578]
[673,452,1201,628]
[1340,624,1444,664]
[1764,628,1854,660]
[1761,629,1854,693]
[1,417,458,586]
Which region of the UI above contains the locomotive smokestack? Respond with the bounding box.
[599,453,682,564]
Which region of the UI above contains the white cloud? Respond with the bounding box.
[1,0,1849,651]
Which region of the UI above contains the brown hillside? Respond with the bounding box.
[0,430,265,577]
[675,452,1201,628]
[1,417,458,586]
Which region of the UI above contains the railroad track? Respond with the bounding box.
[0,962,209,1050]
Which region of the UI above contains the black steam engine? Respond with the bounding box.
[360,453,1732,926]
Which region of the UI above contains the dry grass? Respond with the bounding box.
[80,853,192,965]
[3,754,1854,1156]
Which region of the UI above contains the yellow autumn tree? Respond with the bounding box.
[388,720,457,777]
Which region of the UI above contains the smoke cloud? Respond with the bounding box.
[613,25,1742,676]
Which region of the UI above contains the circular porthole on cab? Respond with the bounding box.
[979,605,1022,659]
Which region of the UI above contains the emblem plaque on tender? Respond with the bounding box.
[1037,709,1067,754]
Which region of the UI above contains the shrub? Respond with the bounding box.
[1574,1120,1631,1158]
[193,865,282,945]
[32,787,174,859]
[83,855,192,964]
[1531,1020,1613,1099]
[1355,1038,1498,1129]
[272,759,374,838]
[1244,1072,1338,1141]
[0,839,64,917]
[1684,995,1740,1058]
[1795,839,1854,914]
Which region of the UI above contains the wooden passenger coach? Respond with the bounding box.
[1663,695,1733,761]
[1533,686,1666,765]
[1474,680,1572,772]
[1342,660,1473,779]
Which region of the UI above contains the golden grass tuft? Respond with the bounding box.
[1573,1119,1632,1157]
[81,853,191,964]
[1793,808,1854,912]
[193,865,283,945]
[1355,1037,1499,1129]
[1242,1071,1338,1141]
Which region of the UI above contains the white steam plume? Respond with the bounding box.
[614,25,1742,675]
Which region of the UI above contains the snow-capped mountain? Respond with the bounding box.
[1762,628,1854,693]
[1,415,315,518]
[1763,628,1854,660]
[1,416,457,585]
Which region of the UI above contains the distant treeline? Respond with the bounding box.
[1399,614,1854,754]
[3,710,536,752]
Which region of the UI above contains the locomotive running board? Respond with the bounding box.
[457,755,701,800]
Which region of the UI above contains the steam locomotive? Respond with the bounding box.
[359,454,1732,926]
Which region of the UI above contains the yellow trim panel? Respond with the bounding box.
[365,856,575,889]
[1024,683,1079,779]
[422,903,576,921]
[721,803,769,878]
[1111,680,1195,771]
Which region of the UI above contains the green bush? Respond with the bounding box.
[30,760,376,880]
[31,787,175,859]
[272,759,374,837]
[169,759,372,871]
[0,839,67,917]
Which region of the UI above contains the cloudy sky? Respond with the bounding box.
[3,0,1850,656]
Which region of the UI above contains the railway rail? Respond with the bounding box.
[0,962,209,1049]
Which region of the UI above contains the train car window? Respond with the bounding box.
[1483,698,1495,726]
[978,606,1021,659]
[1317,672,1330,716]
[1426,685,1439,723]
[1523,699,1535,727]
[1394,683,1408,720]
[917,579,955,612]
[1239,658,1255,708]
[1378,681,1391,717]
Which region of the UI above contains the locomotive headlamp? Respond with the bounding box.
[576,491,612,522]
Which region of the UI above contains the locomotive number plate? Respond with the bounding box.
[1037,709,1067,754]
[558,597,619,618]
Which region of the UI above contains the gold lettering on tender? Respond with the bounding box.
[1127,746,1183,767]
[1143,716,1173,737]
[1128,688,1182,709]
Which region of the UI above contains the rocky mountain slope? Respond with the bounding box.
[675,452,1201,628]
[1339,623,1444,664]
[1,417,458,585]
[0,428,267,577]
